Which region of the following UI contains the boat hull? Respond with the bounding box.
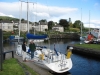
[16,45,73,73]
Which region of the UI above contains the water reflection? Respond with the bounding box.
[51,71,71,75]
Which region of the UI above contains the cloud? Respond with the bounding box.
[94,3,100,10]
[0,1,78,21]
[91,20,100,24]
[94,3,99,6]
[33,12,50,18]
[0,12,14,17]
[84,20,100,28]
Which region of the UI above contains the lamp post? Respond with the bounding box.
[0,23,3,71]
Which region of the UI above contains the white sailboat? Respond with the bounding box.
[16,41,73,73]
[16,0,73,73]
[84,10,92,44]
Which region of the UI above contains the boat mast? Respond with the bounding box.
[18,0,22,43]
[26,0,35,33]
[33,3,35,35]
[89,10,90,34]
[81,8,82,38]
[27,0,29,33]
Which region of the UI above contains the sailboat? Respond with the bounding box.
[84,10,94,44]
[16,0,73,73]
[80,8,84,41]
[16,38,73,73]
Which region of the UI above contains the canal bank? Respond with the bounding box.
[4,51,52,75]
[48,33,80,40]
[68,44,100,59]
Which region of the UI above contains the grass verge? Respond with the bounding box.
[75,44,100,50]
[0,58,39,75]
[0,58,25,75]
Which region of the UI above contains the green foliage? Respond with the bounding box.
[39,19,47,22]
[75,44,100,50]
[48,21,55,30]
[59,19,69,30]
[69,22,73,28]
[69,28,80,32]
[0,16,19,22]
[20,32,27,39]
[0,58,39,75]
[3,31,13,40]
[73,20,84,30]
[0,16,30,23]
[83,27,89,32]
[0,58,25,75]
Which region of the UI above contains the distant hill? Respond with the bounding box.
[0,16,19,23]
[0,16,32,23]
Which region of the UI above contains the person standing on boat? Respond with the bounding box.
[29,40,36,59]
[22,41,27,62]
[66,46,73,59]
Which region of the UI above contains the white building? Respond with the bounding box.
[0,23,13,31]
[0,22,32,32]
[52,25,64,32]
[34,22,48,32]
[14,23,32,32]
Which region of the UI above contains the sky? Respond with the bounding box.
[0,0,100,28]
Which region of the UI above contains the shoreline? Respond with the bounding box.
[68,44,100,59]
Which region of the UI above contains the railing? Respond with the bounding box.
[3,50,14,60]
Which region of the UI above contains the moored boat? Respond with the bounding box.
[16,38,73,73]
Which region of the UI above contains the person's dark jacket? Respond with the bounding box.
[22,43,26,52]
[29,43,36,51]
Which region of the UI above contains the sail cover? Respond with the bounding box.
[26,33,48,39]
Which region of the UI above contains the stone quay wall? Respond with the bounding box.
[68,45,100,59]
[49,33,80,40]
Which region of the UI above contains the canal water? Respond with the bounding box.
[3,39,100,75]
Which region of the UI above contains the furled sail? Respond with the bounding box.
[26,33,48,39]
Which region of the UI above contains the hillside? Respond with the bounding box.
[0,16,19,23]
[0,16,32,23]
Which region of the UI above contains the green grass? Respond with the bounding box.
[0,58,39,75]
[75,44,100,50]
[0,58,25,75]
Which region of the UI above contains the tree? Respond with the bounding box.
[59,19,69,30]
[73,20,84,30]
[48,21,55,30]
[0,19,2,21]
[39,19,47,22]
[21,18,25,21]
